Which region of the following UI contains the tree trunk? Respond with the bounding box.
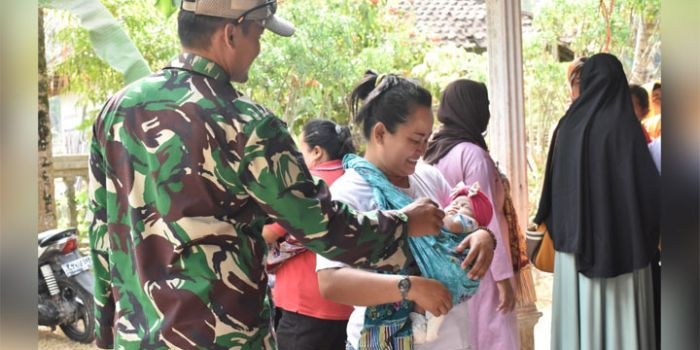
[38,8,58,231]
[629,12,659,84]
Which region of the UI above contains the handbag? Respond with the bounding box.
[497,168,530,272]
[525,222,555,273]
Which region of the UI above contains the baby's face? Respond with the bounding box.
[445,196,474,218]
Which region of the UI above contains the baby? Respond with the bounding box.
[412,181,494,344]
[442,181,493,237]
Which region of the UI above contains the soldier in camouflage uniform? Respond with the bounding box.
[88,0,450,349]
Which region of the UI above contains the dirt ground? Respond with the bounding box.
[38,271,555,349]
[38,326,97,350]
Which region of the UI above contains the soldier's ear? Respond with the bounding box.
[223,22,237,48]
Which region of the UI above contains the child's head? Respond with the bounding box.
[447,182,493,226]
[629,84,650,122]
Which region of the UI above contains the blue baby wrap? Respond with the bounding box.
[343,154,480,350]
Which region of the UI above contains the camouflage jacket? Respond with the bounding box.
[88,53,411,350]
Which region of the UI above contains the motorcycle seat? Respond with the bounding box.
[38,228,77,247]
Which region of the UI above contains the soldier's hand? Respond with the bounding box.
[407,276,453,317]
[401,197,444,237]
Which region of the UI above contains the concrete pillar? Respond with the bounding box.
[485,1,543,349]
[63,176,77,229]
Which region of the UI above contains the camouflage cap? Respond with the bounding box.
[181,0,295,37]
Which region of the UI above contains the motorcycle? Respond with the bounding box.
[38,227,95,343]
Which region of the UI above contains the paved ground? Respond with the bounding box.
[38,271,555,349]
[534,303,552,350]
[532,268,554,350]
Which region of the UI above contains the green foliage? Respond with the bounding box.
[522,0,660,216]
[54,184,89,244]
[46,0,435,230]
[47,0,178,119]
[246,0,430,135]
[43,0,660,223]
[155,0,180,19]
[75,188,90,243]
[532,0,659,75]
[521,25,571,217]
[41,0,152,85]
[412,43,489,100]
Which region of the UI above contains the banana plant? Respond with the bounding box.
[155,0,181,18]
[39,0,152,83]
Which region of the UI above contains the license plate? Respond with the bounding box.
[61,256,92,277]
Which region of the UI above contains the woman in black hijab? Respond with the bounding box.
[534,53,659,350]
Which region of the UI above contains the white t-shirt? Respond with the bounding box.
[316,162,472,350]
[648,137,661,173]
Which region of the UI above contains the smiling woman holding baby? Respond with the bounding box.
[316,72,496,350]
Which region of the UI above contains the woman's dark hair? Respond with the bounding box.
[178,10,254,50]
[349,70,432,139]
[629,84,650,111]
[302,119,356,160]
[567,56,588,86]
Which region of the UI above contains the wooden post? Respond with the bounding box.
[485,1,542,349]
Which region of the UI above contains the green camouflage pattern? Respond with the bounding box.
[88,53,411,349]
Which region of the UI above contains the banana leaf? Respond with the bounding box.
[155,0,181,18]
[40,0,152,84]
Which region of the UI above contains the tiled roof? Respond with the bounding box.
[392,0,533,50]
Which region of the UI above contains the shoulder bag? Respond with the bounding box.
[525,222,555,273]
